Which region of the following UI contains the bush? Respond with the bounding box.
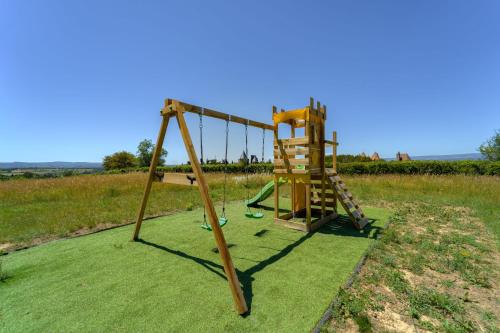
[103,151,137,170]
[326,154,373,163]
[479,130,500,161]
[105,160,500,176]
[336,160,499,176]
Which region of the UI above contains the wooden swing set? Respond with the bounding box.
[132,98,368,315]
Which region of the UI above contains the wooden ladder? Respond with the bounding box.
[325,169,368,229]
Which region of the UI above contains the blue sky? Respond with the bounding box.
[1,0,499,164]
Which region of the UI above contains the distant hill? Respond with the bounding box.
[0,162,103,169]
[384,153,484,161]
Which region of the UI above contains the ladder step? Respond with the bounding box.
[326,173,368,230]
[345,201,359,210]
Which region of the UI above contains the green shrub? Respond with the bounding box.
[104,160,499,176]
[103,151,137,170]
[336,160,499,176]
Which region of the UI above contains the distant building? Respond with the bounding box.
[396,152,411,161]
[239,151,249,164]
[360,152,367,158]
[371,152,381,161]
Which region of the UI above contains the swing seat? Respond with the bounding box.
[201,217,228,231]
[245,210,264,219]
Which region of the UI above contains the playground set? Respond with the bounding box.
[132,98,369,315]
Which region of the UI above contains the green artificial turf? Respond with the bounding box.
[0,199,389,332]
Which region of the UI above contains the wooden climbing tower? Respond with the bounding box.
[273,98,368,232]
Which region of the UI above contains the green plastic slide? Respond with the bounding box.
[245,178,287,207]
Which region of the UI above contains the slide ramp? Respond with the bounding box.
[245,178,286,207]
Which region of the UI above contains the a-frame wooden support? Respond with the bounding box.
[132,101,248,315]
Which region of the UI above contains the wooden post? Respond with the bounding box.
[305,183,311,231]
[272,106,280,219]
[175,110,248,315]
[290,122,296,218]
[305,98,314,230]
[132,114,170,240]
[274,174,279,218]
[333,131,338,173]
[332,131,338,211]
[320,106,326,218]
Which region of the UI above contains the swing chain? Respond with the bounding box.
[261,128,265,163]
[199,108,204,165]
[221,119,229,217]
[244,121,251,204]
[199,108,207,225]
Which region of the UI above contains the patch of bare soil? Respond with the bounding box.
[327,202,499,332]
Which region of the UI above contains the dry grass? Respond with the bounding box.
[0,172,272,250]
[342,174,500,241]
[327,202,499,333]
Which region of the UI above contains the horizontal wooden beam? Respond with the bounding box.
[274,168,309,174]
[324,140,338,146]
[274,158,309,166]
[273,147,309,156]
[163,98,273,131]
[274,136,309,146]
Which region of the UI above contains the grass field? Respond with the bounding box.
[1,173,498,332]
[0,173,271,250]
[326,202,499,333]
[0,197,388,332]
[343,174,500,242]
[1,173,498,251]
[325,175,500,332]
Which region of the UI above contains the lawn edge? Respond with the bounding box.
[311,210,394,333]
[0,211,183,256]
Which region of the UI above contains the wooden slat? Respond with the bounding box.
[344,200,357,210]
[312,192,335,199]
[311,186,334,193]
[352,210,365,219]
[274,136,309,146]
[325,168,336,175]
[274,218,308,232]
[273,147,309,156]
[274,158,309,166]
[312,198,337,205]
[273,168,309,174]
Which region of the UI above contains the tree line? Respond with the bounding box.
[103,130,500,171]
[103,139,167,170]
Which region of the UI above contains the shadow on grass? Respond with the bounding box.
[136,214,380,315]
[136,239,227,281]
[319,215,382,239]
[258,204,290,214]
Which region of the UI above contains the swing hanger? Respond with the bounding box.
[244,120,263,219]
[200,108,229,231]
